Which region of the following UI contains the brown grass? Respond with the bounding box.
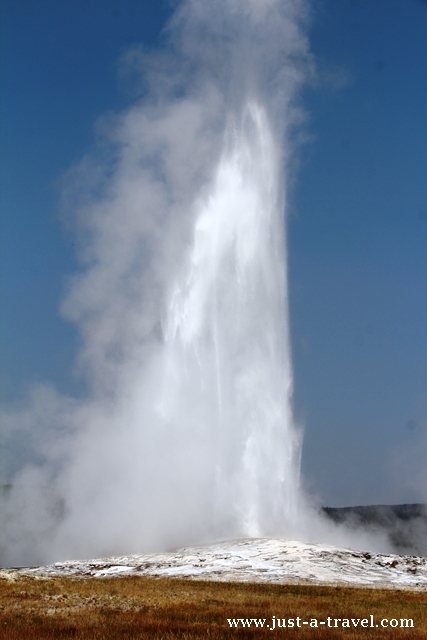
[1,574,426,638]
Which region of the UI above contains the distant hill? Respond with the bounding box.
[322,504,427,556]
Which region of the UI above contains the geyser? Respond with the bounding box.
[1,0,312,566]
[161,101,301,537]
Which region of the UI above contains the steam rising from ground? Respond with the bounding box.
[1,0,391,566]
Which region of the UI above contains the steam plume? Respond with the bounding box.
[2,0,377,567]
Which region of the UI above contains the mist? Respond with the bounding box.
[0,0,397,567]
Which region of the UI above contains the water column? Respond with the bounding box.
[161,102,302,538]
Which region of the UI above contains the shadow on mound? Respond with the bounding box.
[323,504,427,557]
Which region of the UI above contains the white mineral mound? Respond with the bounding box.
[3,539,427,590]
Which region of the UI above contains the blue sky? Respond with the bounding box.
[1,0,426,507]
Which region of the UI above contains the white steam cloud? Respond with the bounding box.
[1,0,391,567]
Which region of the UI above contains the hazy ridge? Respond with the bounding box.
[323,504,427,557]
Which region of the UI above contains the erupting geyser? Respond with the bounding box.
[162,101,302,537]
[1,0,313,566]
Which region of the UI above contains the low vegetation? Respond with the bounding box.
[1,574,426,638]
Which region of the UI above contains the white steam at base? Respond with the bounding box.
[1,0,389,566]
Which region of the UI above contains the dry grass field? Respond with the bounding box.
[1,574,426,639]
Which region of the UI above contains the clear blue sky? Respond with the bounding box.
[1,0,426,507]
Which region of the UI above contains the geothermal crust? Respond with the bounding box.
[3,539,427,590]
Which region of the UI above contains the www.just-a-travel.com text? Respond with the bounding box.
[227,616,414,630]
